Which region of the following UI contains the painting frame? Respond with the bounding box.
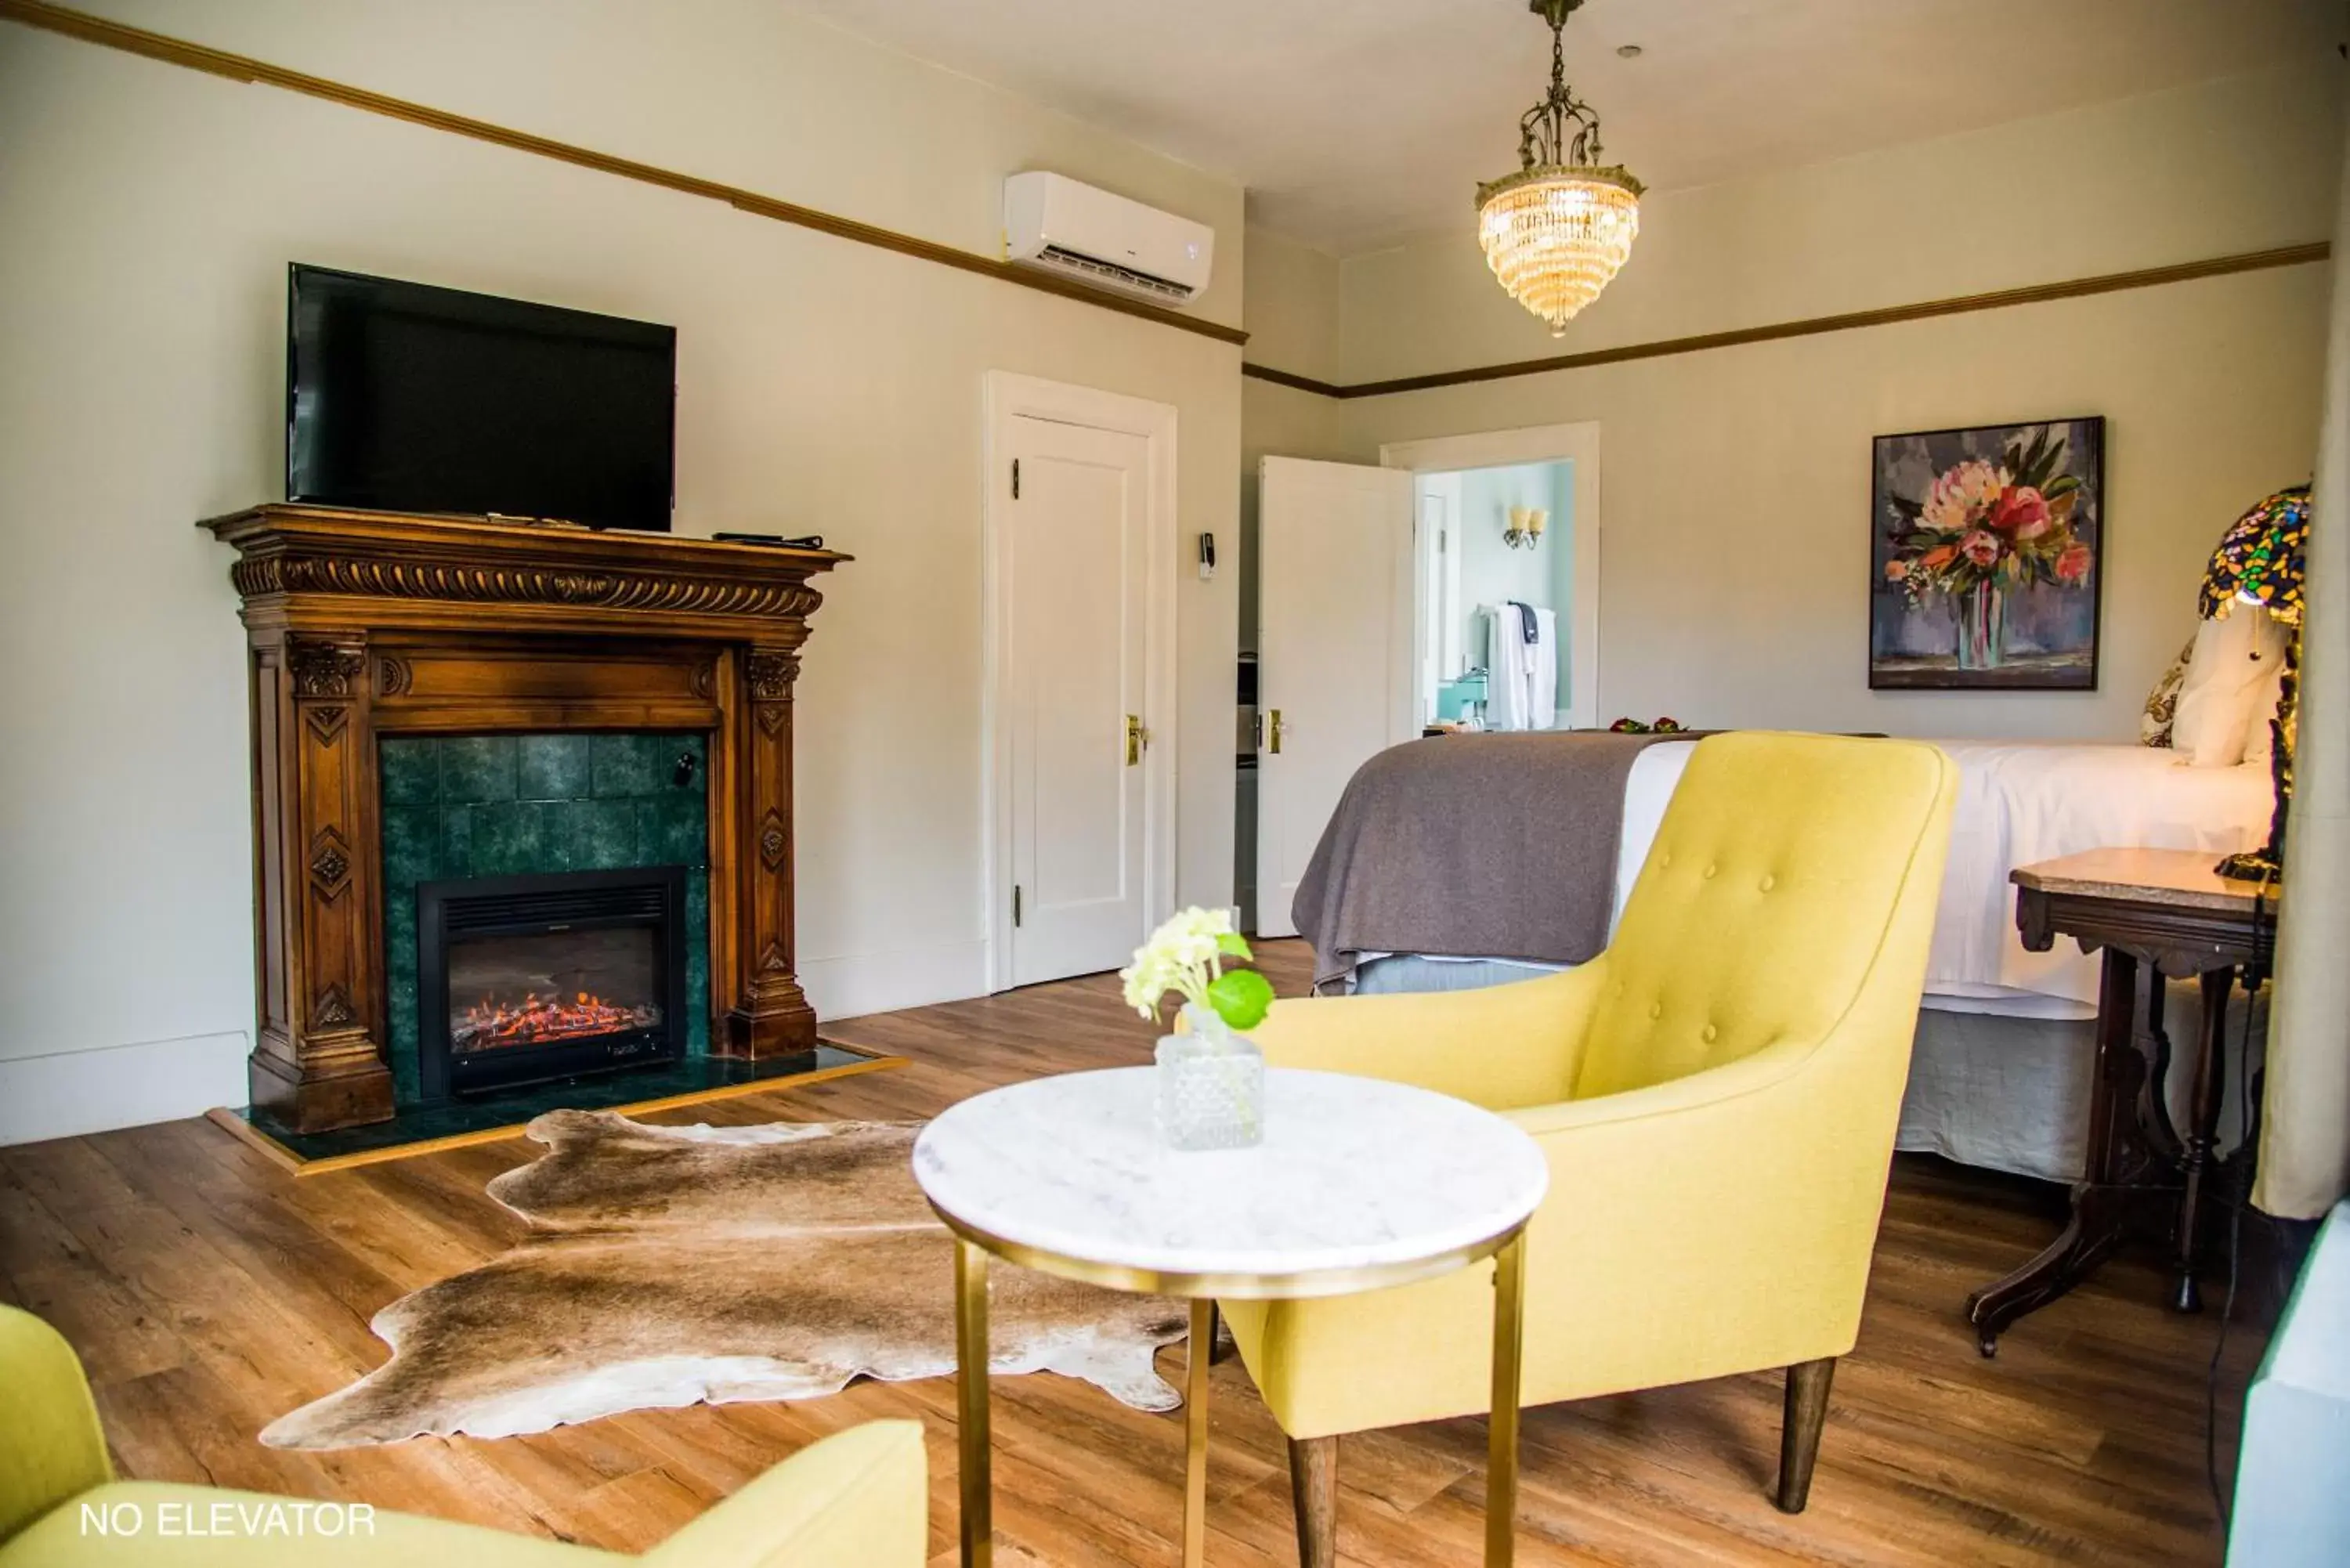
[1867,415,2106,692]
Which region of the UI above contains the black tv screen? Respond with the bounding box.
[286,265,676,531]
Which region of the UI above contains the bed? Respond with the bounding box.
[1316,736,2272,1181]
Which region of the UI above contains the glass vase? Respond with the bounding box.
[1956,580,2008,671]
[1155,1003,1264,1151]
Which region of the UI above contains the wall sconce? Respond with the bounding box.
[1504,505,1549,550]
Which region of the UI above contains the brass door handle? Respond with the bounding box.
[1126,714,1146,766]
[1268,709,1283,754]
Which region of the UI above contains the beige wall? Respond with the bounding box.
[1336,63,2341,386]
[1239,228,1353,652]
[1239,226,1343,385]
[1240,63,2341,744]
[0,1,1245,1139]
[1346,269,2328,736]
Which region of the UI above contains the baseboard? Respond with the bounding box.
[0,1029,250,1147]
[798,938,989,1021]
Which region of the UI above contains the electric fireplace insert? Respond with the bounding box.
[415,865,689,1100]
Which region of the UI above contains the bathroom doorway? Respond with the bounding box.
[1414,459,1576,731]
[1383,422,1602,733]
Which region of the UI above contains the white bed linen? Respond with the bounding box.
[1923,741,2270,1011]
[1611,739,2269,1021]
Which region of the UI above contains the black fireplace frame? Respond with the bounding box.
[414,865,689,1101]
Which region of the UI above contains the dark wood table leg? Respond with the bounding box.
[2141,979,2181,1154]
[2171,967,2235,1313]
[1968,947,2173,1354]
[1967,1187,2136,1355]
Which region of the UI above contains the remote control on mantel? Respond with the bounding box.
[713,532,825,550]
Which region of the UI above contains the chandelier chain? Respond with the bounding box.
[1517,3,1603,171]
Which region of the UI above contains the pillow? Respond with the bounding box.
[2173,612,2288,767]
[2141,638,2194,747]
[2243,647,2288,768]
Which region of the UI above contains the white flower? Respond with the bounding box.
[1120,906,1238,1020]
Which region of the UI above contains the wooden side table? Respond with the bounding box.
[912,1066,1548,1568]
[1967,848,2276,1354]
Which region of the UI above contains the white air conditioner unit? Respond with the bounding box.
[1003,171,1214,308]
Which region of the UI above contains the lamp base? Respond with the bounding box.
[2214,849,2280,884]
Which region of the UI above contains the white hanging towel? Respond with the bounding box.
[1480,603,1559,731]
[1484,604,1534,731]
[1528,606,1558,729]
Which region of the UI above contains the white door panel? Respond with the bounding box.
[1007,416,1150,984]
[1254,457,1415,940]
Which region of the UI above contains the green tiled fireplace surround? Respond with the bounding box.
[380,732,711,1104]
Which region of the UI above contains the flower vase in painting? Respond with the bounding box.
[1957,581,2006,670]
[1870,419,2103,689]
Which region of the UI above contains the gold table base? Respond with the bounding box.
[949,1224,1531,1567]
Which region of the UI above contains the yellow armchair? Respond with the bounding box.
[1222,732,1957,1563]
[0,1305,929,1568]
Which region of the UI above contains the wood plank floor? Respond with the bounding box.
[1,940,2267,1566]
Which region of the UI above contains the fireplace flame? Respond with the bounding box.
[454,990,659,1051]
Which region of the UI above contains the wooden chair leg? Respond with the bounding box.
[1287,1434,1338,1568]
[1776,1357,1836,1513]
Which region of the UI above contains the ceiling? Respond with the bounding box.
[781,0,2338,255]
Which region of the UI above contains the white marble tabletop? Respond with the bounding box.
[912,1068,1548,1296]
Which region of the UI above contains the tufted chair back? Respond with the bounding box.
[1572,732,1955,1101]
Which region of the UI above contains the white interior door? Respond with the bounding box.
[1254,456,1415,939]
[1006,414,1151,984]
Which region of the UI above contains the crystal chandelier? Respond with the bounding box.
[1477,0,1643,335]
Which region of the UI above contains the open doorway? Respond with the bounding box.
[1384,421,1602,732]
[1414,459,1576,732]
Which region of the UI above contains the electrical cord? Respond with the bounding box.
[2205,866,2276,1532]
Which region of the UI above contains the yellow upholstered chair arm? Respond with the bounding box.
[641,1419,927,1568]
[1247,959,1611,1112]
[0,1306,113,1547]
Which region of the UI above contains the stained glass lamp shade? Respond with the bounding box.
[2202,484,2310,881]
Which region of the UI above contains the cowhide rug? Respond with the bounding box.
[262,1110,1189,1449]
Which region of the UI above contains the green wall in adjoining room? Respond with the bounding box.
[378,732,710,1104]
[1456,460,1575,703]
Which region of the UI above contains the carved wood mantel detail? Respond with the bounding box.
[284,634,369,696]
[731,643,814,1053]
[204,504,848,1133]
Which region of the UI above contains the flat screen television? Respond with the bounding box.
[286,265,676,531]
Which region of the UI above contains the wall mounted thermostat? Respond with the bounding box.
[1198,531,1217,580]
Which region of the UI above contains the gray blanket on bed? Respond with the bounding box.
[1291,731,1683,993]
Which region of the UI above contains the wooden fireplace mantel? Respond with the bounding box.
[202,504,848,1133]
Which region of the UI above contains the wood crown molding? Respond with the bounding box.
[1242,241,2331,400]
[1239,362,1348,399]
[0,0,1248,350]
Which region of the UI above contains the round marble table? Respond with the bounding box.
[913,1066,1549,1568]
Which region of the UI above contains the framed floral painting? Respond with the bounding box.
[1870,417,2105,690]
